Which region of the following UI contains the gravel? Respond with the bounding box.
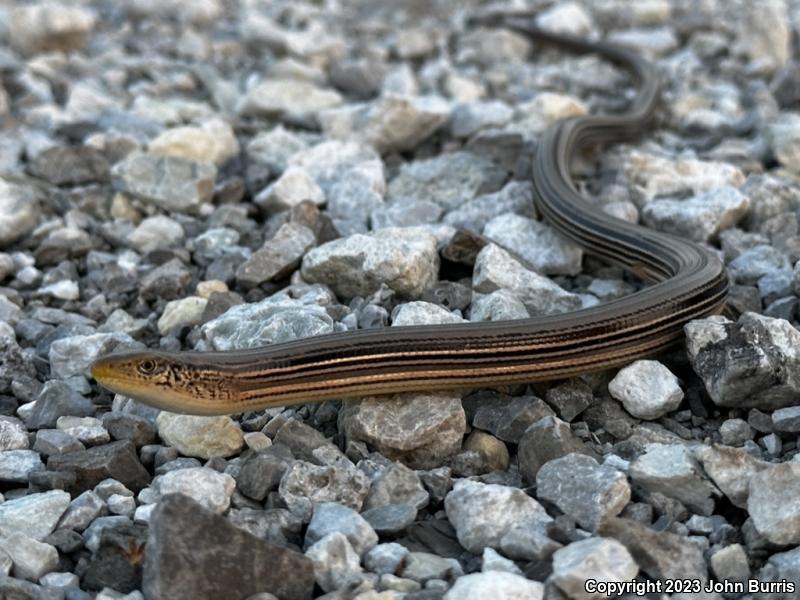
[1,0,799,597]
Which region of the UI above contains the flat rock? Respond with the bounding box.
[305,502,378,557]
[0,533,58,582]
[148,467,236,514]
[156,412,244,459]
[279,460,370,522]
[47,440,151,493]
[144,494,314,600]
[341,392,466,469]
[0,449,44,484]
[640,186,750,243]
[201,293,334,351]
[238,79,343,122]
[0,490,70,541]
[483,213,583,276]
[444,480,551,553]
[473,244,582,316]
[361,504,417,534]
[127,215,185,254]
[624,151,745,200]
[536,453,630,531]
[388,152,506,211]
[748,462,800,545]
[301,227,439,299]
[8,3,96,55]
[255,167,325,215]
[321,94,450,154]
[629,443,719,515]
[111,153,217,213]
[443,181,535,232]
[148,120,239,166]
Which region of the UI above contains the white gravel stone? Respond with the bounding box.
[364,543,409,576]
[514,93,588,134]
[280,460,370,522]
[301,227,439,299]
[483,213,583,276]
[450,101,513,138]
[156,412,244,459]
[640,186,750,243]
[157,296,209,335]
[444,480,552,553]
[536,453,631,531]
[0,449,44,484]
[107,493,136,517]
[320,94,450,154]
[444,572,543,600]
[112,154,217,213]
[767,112,800,174]
[0,490,71,541]
[39,571,80,589]
[473,244,582,316]
[735,0,790,73]
[126,215,185,254]
[201,293,334,350]
[608,360,684,420]
[537,1,594,34]
[748,462,800,545]
[387,151,505,211]
[0,532,58,582]
[481,548,523,575]
[629,443,719,515]
[0,548,9,577]
[608,26,678,55]
[342,391,465,470]
[391,301,466,326]
[470,289,530,322]
[56,416,110,446]
[0,416,29,451]
[551,537,638,600]
[148,119,239,166]
[238,79,343,121]
[624,151,745,200]
[694,444,769,509]
[147,467,236,514]
[247,126,309,175]
[0,178,39,249]
[8,3,96,56]
[305,502,378,557]
[57,490,105,532]
[305,532,363,593]
[256,166,325,214]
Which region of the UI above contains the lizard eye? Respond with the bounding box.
[138,359,160,375]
